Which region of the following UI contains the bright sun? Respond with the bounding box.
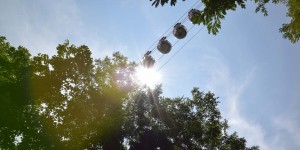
[136,67,161,89]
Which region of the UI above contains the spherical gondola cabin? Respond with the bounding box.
[173,23,187,39]
[157,37,172,54]
[141,53,155,68]
[188,9,201,24]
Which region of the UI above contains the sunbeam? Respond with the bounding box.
[136,67,161,89]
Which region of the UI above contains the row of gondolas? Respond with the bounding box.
[141,9,201,68]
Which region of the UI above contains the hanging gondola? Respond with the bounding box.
[139,1,203,72]
[188,9,201,24]
[173,23,187,39]
[157,37,172,54]
[141,51,155,68]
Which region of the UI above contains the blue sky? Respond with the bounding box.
[1,0,299,149]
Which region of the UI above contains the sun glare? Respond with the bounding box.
[136,67,161,89]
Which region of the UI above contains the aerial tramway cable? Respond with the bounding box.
[156,24,196,63]
[140,0,203,69]
[157,26,205,71]
[142,0,201,55]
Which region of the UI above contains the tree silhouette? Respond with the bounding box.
[123,87,259,149]
[0,36,258,149]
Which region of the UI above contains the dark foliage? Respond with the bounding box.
[150,0,300,43]
[0,36,258,149]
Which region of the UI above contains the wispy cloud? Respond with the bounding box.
[272,112,300,149]
[199,48,270,149]
[1,0,80,55]
[0,0,119,59]
[200,47,300,149]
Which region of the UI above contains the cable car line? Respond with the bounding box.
[140,0,204,69]
[151,1,202,55]
[155,24,196,64]
[142,0,201,55]
[157,25,205,71]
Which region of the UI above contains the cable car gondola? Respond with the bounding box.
[188,9,201,24]
[157,37,172,54]
[138,1,203,72]
[173,23,187,39]
[141,51,155,68]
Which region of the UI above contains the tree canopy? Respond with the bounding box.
[150,0,300,43]
[0,36,259,149]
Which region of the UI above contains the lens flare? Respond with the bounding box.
[136,67,161,89]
